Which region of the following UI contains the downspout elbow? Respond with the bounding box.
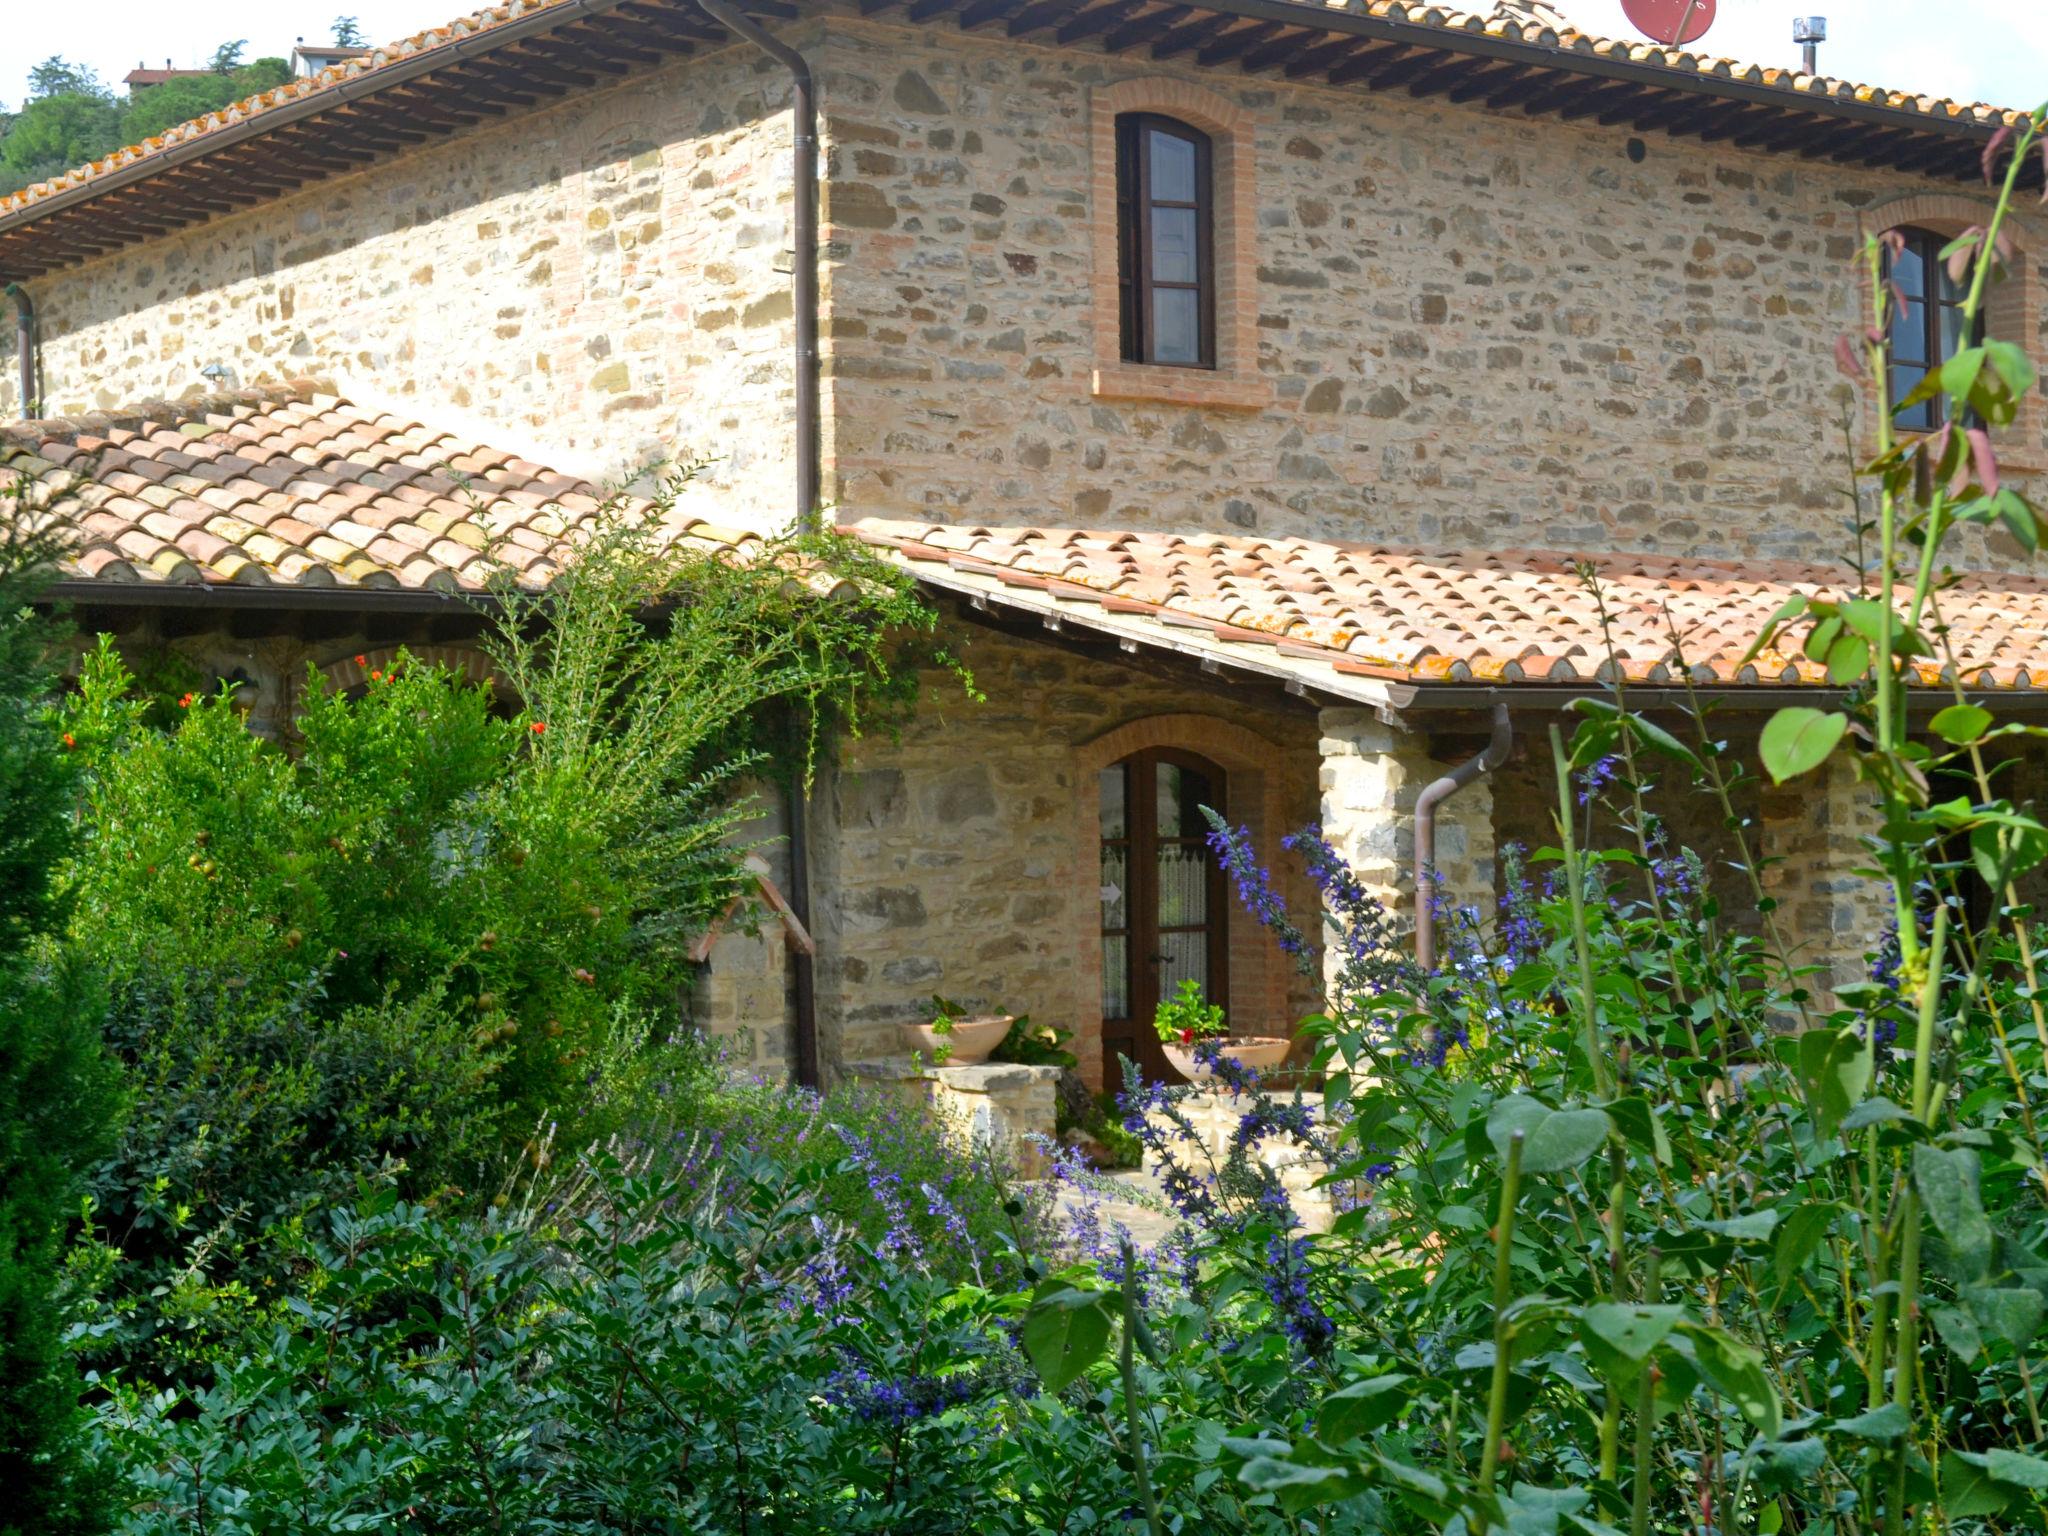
[3,283,34,419]
[1413,702,1512,974]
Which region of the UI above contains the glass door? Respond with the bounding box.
[1099,748,1228,1085]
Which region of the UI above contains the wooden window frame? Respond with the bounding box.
[1885,225,1983,432]
[1116,113,1216,371]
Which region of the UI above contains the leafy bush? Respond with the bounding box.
[0,496,119,1533]
[59,509,953,1383]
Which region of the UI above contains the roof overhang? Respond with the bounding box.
[0,0,2030,281]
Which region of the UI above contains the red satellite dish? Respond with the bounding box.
[1619,0,1717,46]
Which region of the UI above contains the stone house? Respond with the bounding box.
[2,0,2045,1093]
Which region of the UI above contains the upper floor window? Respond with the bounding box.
[1886,225,1980,431]
[1116,113,1213,369]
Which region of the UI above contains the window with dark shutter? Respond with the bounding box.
[1116,113,1215,369]
[1885,225,1982,431]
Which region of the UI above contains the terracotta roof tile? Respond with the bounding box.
[0,0,2026,236]
[846,517,2048,694]
[1,380,750,595]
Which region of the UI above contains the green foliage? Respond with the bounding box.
[26,57,107,102]
[1152,975,1225,1044]
[93,1157,1035,1534]
[58,507,954,1383]
[994,1014,1077,1070]
[118,59,291,144]
[332,16,367,47]
[1,92,120,181]
[0,481,119,1533]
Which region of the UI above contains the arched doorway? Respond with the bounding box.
[1098,746,1228,1085]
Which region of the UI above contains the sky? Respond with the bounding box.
[1,0,2043,112]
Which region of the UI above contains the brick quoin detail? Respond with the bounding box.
[1071,713,1294,1092]
[1863,191,2045,469]
[1087,77,1270,412]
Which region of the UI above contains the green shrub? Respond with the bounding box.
[0,497,119,1534]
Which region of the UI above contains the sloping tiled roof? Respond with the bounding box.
[845,519,2048,696]
[0,380,760,594]
[0,0,2030,278]
[0,0,585,221]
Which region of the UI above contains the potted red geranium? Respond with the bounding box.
[1154,978,1290,1081]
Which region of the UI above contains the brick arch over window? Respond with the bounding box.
[1071,713,1296,1091]
[1865,192,2045,466]
[1089,78,1269,412]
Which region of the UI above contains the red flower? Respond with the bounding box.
[61,732,75,749]
[1179,1028,1195,1046]
[178,692,194,708]
[354,654,367,666]
[530,720,547,735]
[370,670,384,683]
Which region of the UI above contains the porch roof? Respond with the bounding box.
[843,518,2048,707]
[0,380,778,603]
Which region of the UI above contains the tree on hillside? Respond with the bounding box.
[0,488,119,1531]
[207,41,248,74]
[0,57,119,196]
[0,93,120,183]
[334,16,368,47]
[26,58,105,103]
[119,58,291,144]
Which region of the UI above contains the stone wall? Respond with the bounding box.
[814,12,2046,565]
[2,38,810,534]
[810,616,1327,1090]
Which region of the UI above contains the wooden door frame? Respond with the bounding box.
[1099,745,1229,1086]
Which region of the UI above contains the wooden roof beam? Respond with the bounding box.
[1698,103,1777,143]
[1239,28,1320,75]
[496,50,600,89]
[1197,19,1284,67]
[1566,83,1654,123]
[1147,11,1233,59]
[957,0,1025,25]
[1329,43,1417,89]
[1481,68,1556,111]
[1282,37,1370,80]
[1809,121,1891,161]
[1409,55,1510,99]
[1004,0,1082,36]
[1105,5,1192,54]
[1056,0,1153,48]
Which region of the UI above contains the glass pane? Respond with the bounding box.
[1156,762,1214,838]
[1158,844,1208,928]
[1891,240,1925,303]
[1148,128,1196,203]
[1152,287,1200,365]
[1939,302,1969,362]
[1935,248,1967,304]
[1890,298,1927,365]
[1099,765,1126,839]
[1151,206,1198,284]
[1892,365,1934,430]
[1157,931,1208,1003]
[1101,934,1129,1021]
[1100,844,1128,931]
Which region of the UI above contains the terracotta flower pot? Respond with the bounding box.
[897,1014,1013,1065]
[1162,1035,1292,1082]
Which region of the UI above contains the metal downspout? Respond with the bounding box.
[694,0,819,532]
[695,0,824,1085]
[4,284,36,418]
[1413,702,1512,974]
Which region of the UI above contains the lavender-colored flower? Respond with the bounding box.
[1205,816,1308,956]
[1578,754,1623,806]
[831,1123,922,1261]
[1262,1234,1334,1358]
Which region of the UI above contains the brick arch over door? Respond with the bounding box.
[1071,713,1297,1091]
[1863,191,2044,466]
